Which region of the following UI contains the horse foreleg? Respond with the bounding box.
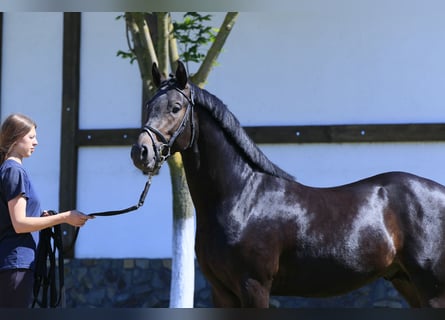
[212,277,271,307]
[210,281,242,307]
[239,278,271,308]
[211,286,241,307]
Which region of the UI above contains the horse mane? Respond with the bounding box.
[191,83,295,182]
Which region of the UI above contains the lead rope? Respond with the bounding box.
[32,211,63,308]
[32,174,153,308]
[88,174,152,217]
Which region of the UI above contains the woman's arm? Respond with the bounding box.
[8,194,92,234]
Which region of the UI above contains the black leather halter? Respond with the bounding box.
[142,85,196,171]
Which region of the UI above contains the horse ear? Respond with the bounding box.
[152,63,162,88]
[175,61,188,89]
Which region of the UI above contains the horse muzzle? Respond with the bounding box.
[131,143,158,174]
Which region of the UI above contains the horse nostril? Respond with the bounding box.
[131,144,148,163]
[141,145,148,160]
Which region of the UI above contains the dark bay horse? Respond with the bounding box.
[131,62,445,308]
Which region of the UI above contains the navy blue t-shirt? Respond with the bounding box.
[0,160,41,271]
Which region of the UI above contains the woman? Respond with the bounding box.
[0,113,93,308]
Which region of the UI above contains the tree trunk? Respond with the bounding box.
[166,15,196,308]
[167,153,195,307]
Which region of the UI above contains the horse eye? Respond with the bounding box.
[172,105,182,114]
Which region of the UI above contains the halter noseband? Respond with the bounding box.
[142,84,196,170]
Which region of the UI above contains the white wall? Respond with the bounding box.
[262,143,445,188]
[207,6,445,126]
[4,4,445,258]
[1,13,63,211]
[79,12,141,129]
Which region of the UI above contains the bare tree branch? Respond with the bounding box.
[125,12,158,94]
[192,12,239,87]
[168,14,180,71]
[156,12,170,78]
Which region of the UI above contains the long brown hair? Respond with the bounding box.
[0,113,37,164]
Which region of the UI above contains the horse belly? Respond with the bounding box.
[271,228,397,298]
[271,257,382,297]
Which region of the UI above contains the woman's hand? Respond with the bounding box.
[9,195,95,233]
[62,210,94,227]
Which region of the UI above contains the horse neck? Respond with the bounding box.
[181,107,253,210]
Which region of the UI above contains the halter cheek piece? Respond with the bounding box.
[142,85,196,170]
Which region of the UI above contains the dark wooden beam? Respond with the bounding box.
[77,128,140,146]
[59,13,81,257]
[245,123,445,144]
[76,123,445,147]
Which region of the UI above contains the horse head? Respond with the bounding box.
[131,61,196,173]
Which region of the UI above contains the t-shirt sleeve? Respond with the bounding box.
[2,166,28,201]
